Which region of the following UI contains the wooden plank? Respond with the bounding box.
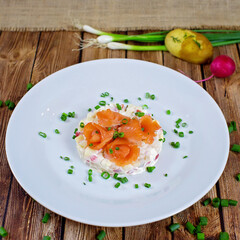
[124,31,171,240]
[0,31,39,226]
[3,31,80,240]
[203,45,240,240]
[163,51,222,239]
[63,32,124,240]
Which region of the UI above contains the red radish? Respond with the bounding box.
[196,55,235,83]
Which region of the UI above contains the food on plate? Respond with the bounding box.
[75,103,163,175]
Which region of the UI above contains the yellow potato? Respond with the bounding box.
[165,29,213,64]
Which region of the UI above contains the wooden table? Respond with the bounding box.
[0,31,239,240]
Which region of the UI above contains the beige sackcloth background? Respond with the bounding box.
[0,0,239,31]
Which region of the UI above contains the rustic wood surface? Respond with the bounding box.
[0,31,239,240]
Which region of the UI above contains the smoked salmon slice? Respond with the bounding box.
[83,122,114,150]
[104,138,140,166]
[97,109,130,127]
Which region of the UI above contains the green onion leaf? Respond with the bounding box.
[114,182,120,188]
[197,233,205,240]
[61,113,68,121]
[109,148,113,154]
[64,157,70,161]
[119,177,128,184]
[174,129,178,134]
[186,221,195,234]
[101,92,109,97]
[115,147,120,150]
[236,173,240,181]
[202,198,211,206]
[163,130,167,135]
[195,225,202,234]
[231,144,240,152]
[113,173,119,179]
[0,226,8,237]
[138,97,141,100]
[5,100,10,106]
[95,105,101,110]
[89,143,93,147]
[74,128,78,134]
[42,213,50,223]
[164,173,168,177]
[43,236,51,240]
[80,122,85,128]
[145,92,151,99]
[171,142,180,148]
[212,197,220,208]
[122,118,128,124]
[163,138,166,142]
[118,132,124,138]
[182,122,187,127]
[70,166,74,169]
[8,101,15,110]
[72,135,76,139]
[67,169,73,174]
[113,131,119,139]
[146,166,156,172]
[228,121,237,133]
[124,99,129,103]
[101,171,110,179]
[176,118,182,124]
[0,100,3,107]
[142,104,149,109]
[179,132,184,137]
[135,184,139,189]
[168,223,180,232]
[144,183,151,188]
[97,230,106,240]
[199,217,208,226]
[221,199,229,207]
[150,94,155,100]
[135,111,145,117]
[219,232,229,240]
[189,130,194,134]
[110,97,113,101]
[183,156,188,159]
[55,129,60,134]
[27,83,33,91]
[39,132,47,138]
[116,103,122,110]
[88,175,92,182]
[166,110,171,115]
[88,108,92,112]
[107,127,112,131]
[99,101,106,106]
[228,199,238,206]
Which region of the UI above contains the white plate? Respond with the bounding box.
[6,59,229,227]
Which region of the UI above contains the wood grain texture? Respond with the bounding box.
[3,31,80,240]
[63,32,125,240]
[203,45,240,240]
[0,32,39,226]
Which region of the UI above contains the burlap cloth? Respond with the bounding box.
[0,0,239,31]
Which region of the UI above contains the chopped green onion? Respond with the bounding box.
[231,144,240,152]
[195,225,202,234]
[164,173,168,177]
[118,132,124,138]
[138,97,141,100]
[228,199,238,206]
[186,221,195,234]
[171,142,180,148]
[176,118,182,124]
[145,92,151,99]
[39,132,47,138]
[80,122,85,128]
[107,127,112,131]
[163,130,167,135]
[168,223,180,232]
[221,199,229,207]
[124,99,129,103]
[202,198,211,206]
[67,169,73,174]
[110,97,113,101]
[95,131,99,134]
[146,166,156,172]
[27,83,33,91]
[176,124,180,128]
[109,148,113,154]
[74,128,78,134]
[212,197,220,208]
[101,92,109,97]
[183,156,188,159]
[64,157,70,161]
[88,108,92,112]
[197,233,205,240]
[5,100,10,106]
[95,105,100,110]
[179,132,184,137]
[113,173,119,179]
[114,182,120,188]
[83,182,86,185]
[43,237,51,240]
[68,112,75,118]
[8,101,15,110]
[116,103,122,110]
[236,173,240,181]
[55,129,60,134]
[42,213,50,223]
[219,232,229,240]
[88,169,93,175]
[174,129,178,134]
[115,147,120,150]
[166,110,171,115]
[101,172,110,179]
[182,122,187,127]
[141,128,145,131]
[88,175,92,182]
[0,227,8,237]
[150,94,155,100]
[89,143,93,147]
[228,121,237,133]
[72,135,76,139]
[122,118,128,124]
[0,101,2,107]
[135,112,145,117]
[61,113,68,121]
[135,184,139,189]
[99,101,106,106]
[163,138,166,143]
[113,131,119,139]
[119,177,128,184]
[144,183,151,188]
[199,217,208,226]
[70,166,74,169]
[97,230,106,240]
[189,130,194,134]
[142,104,148,109]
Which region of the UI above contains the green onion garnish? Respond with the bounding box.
[236,173,240,181]
[231,144,240,152]
[189,130,194,134]
[122,118,128,124]
[164,173,168,177]
[116,103,122,110]
[228,121,237,133]
[67,169,73,174]
[89,143,93,147]
[183,155,188,159]
[115,182,120,188]
[113,131,119,139]
[72,135,76,139]
[61,113,68,121]
[228,199,238,206]
[197,233,205,240]
[212,197,220,208]
[145,92,151,99]
[171,142,180,148]
[97,230,106,240]
[202,198,211,206]
[138,97,141,100]
[159,138,163,141]
[150,94,155,100]
[144,183,151,188]
[101,171,110,179]
[80,122,85,128]
[168,223,180,232]
[195,225,202,234]
[107,127,112,131]
[0,227,8,237]
[88,175,92,182]
[64,157,70,161]
[182,122,187,127]
[119,177,128,184]
[39,132,47,138]
[142,128,145,131]
[176,124,180,128]
[179,132,184,137]
[55,129,60,134]
[5,100,10,106]
[113,173,119,179]
[124,99,129,103]
[0,101,3,107]
[146,166,156,172]
[186,221,195,234]
[176,118,182,124]
[88,169,93,175]
[135,112,145,117]
[74,128,78,134]
[109,148,113,154]
[221,199,229,207]
[95,105,100,110]
[43,237,51,240]
[8,101,15,110]
[70,166,74,169]
[42,213,50,223]
[88,108,92,112]
[68,112,75,118]
[174,129,178,134]
[95,131,99,134]
[142,104,148,109]
[163,138,166,142]
[110,97,113,101]
[101,92,109,97]
[166,110,171,115]
[135,184,139,189]
[118,132,124,138]
[219,232,229,240]
[199,217,208,226]
[27,83,33,91]
[115,147,120,150]
[99,101,106,106]
[163,130,167,135]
